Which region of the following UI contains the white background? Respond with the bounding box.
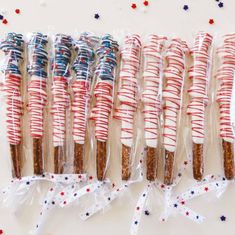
[0,0,235,235]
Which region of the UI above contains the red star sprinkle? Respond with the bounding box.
[143,1,149,6]
[2,19,8,24]
[131,3,137,9]
[15,9,21,14]
[0,229,3,234]
[204,187,209,191]
[209,19,214,24]
[60,192,65,196]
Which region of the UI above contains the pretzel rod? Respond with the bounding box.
[142,35,166,181]
[115,34,141,181]
[0,33,24,178]
[72,33,98,174]
[90,35,118,181]
[28,33,48,175]
[51,34,72,174]
[187,32,213,181]
[163,38,188,185]
[216,33,235,180]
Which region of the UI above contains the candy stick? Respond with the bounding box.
[72,33,98,174]
[216,34,235,180]
[27,33,48,175]
[51,34,72,174]
[163,38,188,185]
[90,35,118,181]
[115,35,141,181]
[0,33,24,178]
[187,32,213,181]
[142,35,166,181]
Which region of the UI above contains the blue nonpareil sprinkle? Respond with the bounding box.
[0,15,3,20]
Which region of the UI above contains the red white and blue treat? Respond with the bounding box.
[51,34,72,174]
[90,34,118,181]
[216,33,235,180]
[187,32,213,181]
[142,35,166,181]
[163,38,188,185]
[115,34,141,180]
[27,32,48,175]
[0,33,24,178]
[72,32,98,174]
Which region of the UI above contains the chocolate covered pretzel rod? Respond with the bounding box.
[28,33,48,175]
[90,35,118,181]
[115,35,141,181]
[51,34,72,174]
[142,35,166,181]
[0,33,24,178]
[187,32,213,181]
[72,33,98,174]
[163,38,188,185]
[216,34,235,180]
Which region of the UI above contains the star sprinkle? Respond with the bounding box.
[209,19,214,24]
[183,5,189,11]
[94,13,100,19]
[2,19,8,24]
[143,1,149,6]
[144,210,150,216]
[131,3,137,9]
[220,215,226,221]
[218,2,224,8]
[15,9,20,14]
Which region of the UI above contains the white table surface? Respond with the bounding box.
[0,0,235,235]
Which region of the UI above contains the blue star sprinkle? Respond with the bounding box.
[218,2,224,8]
[220,215,226,221]
[144,210,150,216]
[183,5,189,11]
[94,13,100,19]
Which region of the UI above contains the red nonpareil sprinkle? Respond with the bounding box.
[0,229,3,234]
[60,192,65,196]
[86,188,90,192]
[131,3,137,9]
[15,9,20,14]
[2,19,8,24]
[143,1,149,6]
[89,176,93,180]
[209,19,214,24]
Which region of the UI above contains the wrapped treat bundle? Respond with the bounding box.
[216,34,235,180]
[27,32,48,175]
[51,34,73,174]
[0,33,24,179]
[187,32,213,181]
[142,35,166,181]
[90,35,119,181]
[115,34,141,181]
[163,38,188,185]
[72,33,98,174]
